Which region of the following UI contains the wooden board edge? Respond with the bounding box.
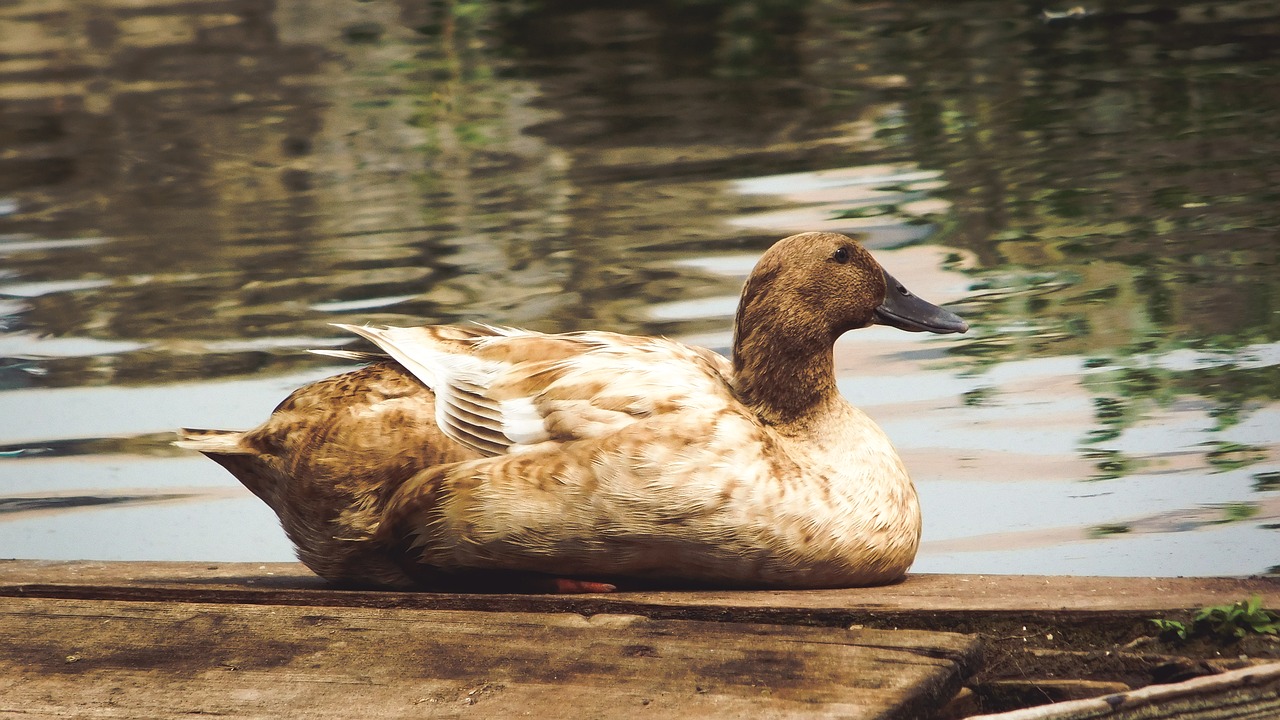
[966,662,1280,720]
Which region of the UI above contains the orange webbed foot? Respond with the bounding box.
[547,578,617,594]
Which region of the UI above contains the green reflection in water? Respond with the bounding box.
[822,2,1280,475]
[1256,472,1280,494]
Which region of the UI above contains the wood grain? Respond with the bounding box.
[0,596,979,719]
[2,561,1274,626]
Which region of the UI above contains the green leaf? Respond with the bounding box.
[1245,595,1263,617]
[1245,617,1279,634]
[1149,618,1189,640]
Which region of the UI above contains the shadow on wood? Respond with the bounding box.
[0,596,978,719]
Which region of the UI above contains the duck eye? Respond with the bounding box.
[832,246,851,264]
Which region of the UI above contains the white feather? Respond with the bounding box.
[499,397,551,445]
[333,324,440,389]
[309,349,382,361]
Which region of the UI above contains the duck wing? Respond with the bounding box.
[336,324,736,457]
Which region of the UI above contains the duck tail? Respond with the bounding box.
[174,428,251,454]
[176,428,285,508]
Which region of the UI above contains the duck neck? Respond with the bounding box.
[730,310,841,427]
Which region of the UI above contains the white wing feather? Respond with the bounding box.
[337,325,736,457]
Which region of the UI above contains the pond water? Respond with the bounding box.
[1,0,1277,578]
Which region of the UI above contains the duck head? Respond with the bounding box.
[732,231,966,422]
[734,231,966,345]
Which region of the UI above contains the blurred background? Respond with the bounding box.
[0,0,1277,577]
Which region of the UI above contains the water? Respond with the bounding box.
[1,0,1277,577]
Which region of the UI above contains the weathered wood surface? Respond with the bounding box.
[2,562,1277,718]
[2,560,1275,629]
[970,662,1280,720]
[0,595,979,720]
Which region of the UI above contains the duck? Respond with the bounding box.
[177,231,967,591]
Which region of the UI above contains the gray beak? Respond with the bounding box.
[873,271,969,334]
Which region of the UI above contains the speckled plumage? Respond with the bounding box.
[178,232,966,589]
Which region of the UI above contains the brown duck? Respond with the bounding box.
[178,232,967,591]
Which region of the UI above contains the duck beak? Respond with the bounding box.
[873,271,969,334]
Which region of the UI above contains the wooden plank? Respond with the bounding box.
[2,560,1275,629]
[982,679,1134,705]
[0,596,979,720]
[968,662,1280,719]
